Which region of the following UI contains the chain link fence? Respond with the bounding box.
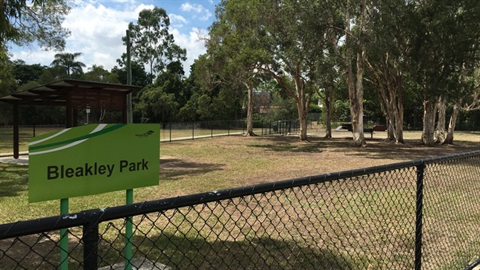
[0,120,301,155]
[1,151,479,269]
[159,120,300,142]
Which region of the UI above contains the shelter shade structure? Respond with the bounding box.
[0,79,141,159]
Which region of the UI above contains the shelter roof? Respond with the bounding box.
[0,79,141,110]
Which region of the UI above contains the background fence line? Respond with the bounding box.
[0,150,479,269]
[158,120,299,142]
[0,120,301,155]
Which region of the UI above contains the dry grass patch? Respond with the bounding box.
[1,132,480,269]
[156,133,480,201]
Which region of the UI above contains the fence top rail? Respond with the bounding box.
[1,149,479,239]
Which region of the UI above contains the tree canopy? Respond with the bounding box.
[3,1,480,146]
[0,0,70,50]
[123,7,186,81]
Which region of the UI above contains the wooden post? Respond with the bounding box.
[66,90,73,128]
[13,103,19,159]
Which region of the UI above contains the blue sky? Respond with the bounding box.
[8,0,220,75]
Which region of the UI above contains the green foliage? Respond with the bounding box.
[135,85,179,123]
[407,0,480,99]
[0,49,15,96]
[123,7,186,80]
[262,94,297,122]
[111,61,151,88]
[334,100,350,123]
[12,60,46,85]
[81,65,119,83]
[0,0,70,50]
[177,55,245,122]
[50,52,86,78]
[155,61,189,106]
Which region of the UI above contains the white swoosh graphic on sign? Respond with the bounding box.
[90,123,107,134]
[29,124,108,156]
[29,128,71,146]
[29,140,87,156]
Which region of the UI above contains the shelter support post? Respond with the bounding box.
[66,90,73,128]
[13,103,19,159]
[73,108,78,127]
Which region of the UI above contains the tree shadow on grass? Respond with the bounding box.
[345,139,480,160]
[0,164,28,197]
[248,136,480,161]
[160,159,225,181]
[97,232,361,270]
[248,136,324,153]
[1,229,363,270]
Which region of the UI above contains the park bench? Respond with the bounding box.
[335,123,386,139]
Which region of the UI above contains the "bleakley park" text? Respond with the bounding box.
[47,159,149,180]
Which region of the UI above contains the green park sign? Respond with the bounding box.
[28,124,160,203]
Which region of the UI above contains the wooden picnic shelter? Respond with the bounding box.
[0,79,141,159]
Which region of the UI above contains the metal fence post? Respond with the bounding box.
[192,122,195,140]
[414,162,426,270]
[83,222,99,270]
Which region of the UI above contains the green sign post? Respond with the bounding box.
[29,123,160,269]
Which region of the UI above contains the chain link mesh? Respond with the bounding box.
[1,153,479,269]
[422,155,480,269]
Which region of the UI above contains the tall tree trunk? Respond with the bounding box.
[365,57,404,144]
[244,82,255,136]
[434,96,446,144]
[394,89,405,143]
[345,0,366,147]
[294,70,310,141]
[387,120,395,141]
[422,97,436,146]
[350,48,365,146]
[324,85,333,139]
[444,99,461,144]
[299,107,308,140]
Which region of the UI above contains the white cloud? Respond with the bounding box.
[169,14,188,28]
[10,1,212,76]
[180,3,212,21]
[170,27,209,73]
[11,50,57,67]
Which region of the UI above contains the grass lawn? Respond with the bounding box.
[0,129,479,223]
[1,130,480,269]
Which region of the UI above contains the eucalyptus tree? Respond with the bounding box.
[124,7,186,81]
[187,53,246,121]
[316,3,344,139]
[363,0,416,144]
[203,0,268,135]
[408,0,480,146]
[441,0,480,144]
[443,67,480,144]
[50,52,86,78]
[342,0,369,146]
[252,0,332,141]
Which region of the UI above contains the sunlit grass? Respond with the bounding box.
[0,128,479,269]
